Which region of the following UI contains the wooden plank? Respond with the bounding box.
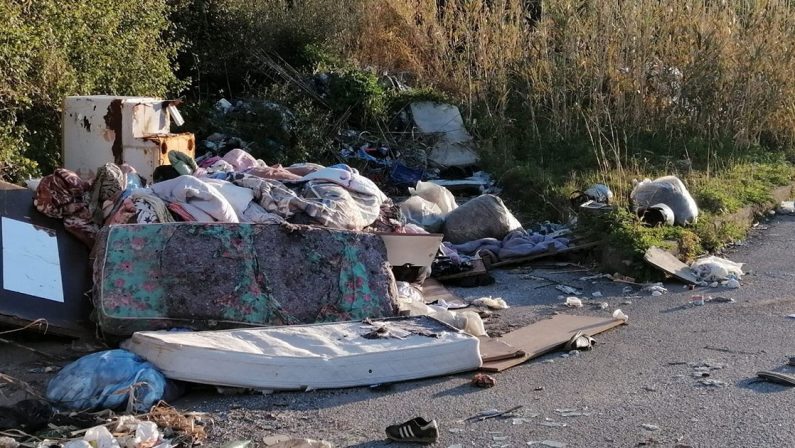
[643,246,700,284]
[478,337,525,363]
[480,315,625,372]
[489,241,602,269]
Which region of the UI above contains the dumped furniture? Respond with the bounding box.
[92,222,399,335]
[124,316,482,390]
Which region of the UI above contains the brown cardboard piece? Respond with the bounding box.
[480,314,625,372]
[644,246,700,284]
[478,336,525,362]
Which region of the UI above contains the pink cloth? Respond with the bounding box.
[223,148,260,172]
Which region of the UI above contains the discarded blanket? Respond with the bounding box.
[34,168,99,246]
[92,222,398,335]
[448,230,571,261]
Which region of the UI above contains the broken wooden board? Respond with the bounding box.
[478,337,525,363]
[644,246,700,284]
[480,315,625,372]
[488,241,602,269]
[0,182,92,337]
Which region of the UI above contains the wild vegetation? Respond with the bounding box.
[3,0,795,270]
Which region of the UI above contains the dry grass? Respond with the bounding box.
[345,0,795,172]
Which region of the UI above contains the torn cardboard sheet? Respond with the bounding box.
[480,315,626,372]
[644,246,700,284]
[478,337,525,363]
[124,316,482,390]
[379,233,443,268]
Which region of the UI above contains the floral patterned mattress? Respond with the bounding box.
[92,223,398,335]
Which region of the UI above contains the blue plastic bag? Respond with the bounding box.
[46,349,165,412]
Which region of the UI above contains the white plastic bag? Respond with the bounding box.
[83,426,121,448]
[399,196,444,232]
[409,181,458,214]
[690,256,744,282]
[630,176,698,225]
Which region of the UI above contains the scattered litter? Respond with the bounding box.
[788,314,795,319]
[756,371,795,387]
[512,418,535,425]
[0,438,18,448]
[539,421,568,428]
[46,349,166,412]
[493,436,509,442]
[707,296,735,304]
[448,428,463,434]
[621,300,633,305]
[221,441,252,448]
[554,408,592,417]
[689,295,705,306]
[579,274,610,281]
[725,278,741,289]
[641,424,660,431]
[643,385,658,392]
[778,201,795,215]
[527,441,567,447]
[556,285,582,295]
[385,417,439,444]
[564,297,583,308]
[471,297,509,310]
[564,331,595,351]
[622,286,634,294]
[698,379,728,387]
[472,373,497,388]
[643,283,668,296]
[612,309,629,323]
[448,445,463,448]
[467,406,523,422]
[596,302,609,310]
[591,291,603,298]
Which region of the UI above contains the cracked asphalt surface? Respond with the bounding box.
[4,216,795,447]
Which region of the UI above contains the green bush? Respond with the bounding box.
[0,0,182,181]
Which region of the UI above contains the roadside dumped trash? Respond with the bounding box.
[690,256,744,283]
[46,350,166,412]
[385,416,439,444]
[631,176,699,226]
[123,316,481,390]
[443,194,523,244]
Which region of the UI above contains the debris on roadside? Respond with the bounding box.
[612,309,629,323]
[556,285,582,295]
[778,201,795,215]
[470,297,509,310]
[641,423,661,431]
[756,371,795,387]
[467,406,524,422]
[643,283,668,296]
[527,441,567,447]
[385,416,439,444]
[471,373,497,388]
[563,331,595,351]
[563,297,583,308]
[631,176,698,226]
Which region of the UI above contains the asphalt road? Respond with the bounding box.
[4,215,795,447]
